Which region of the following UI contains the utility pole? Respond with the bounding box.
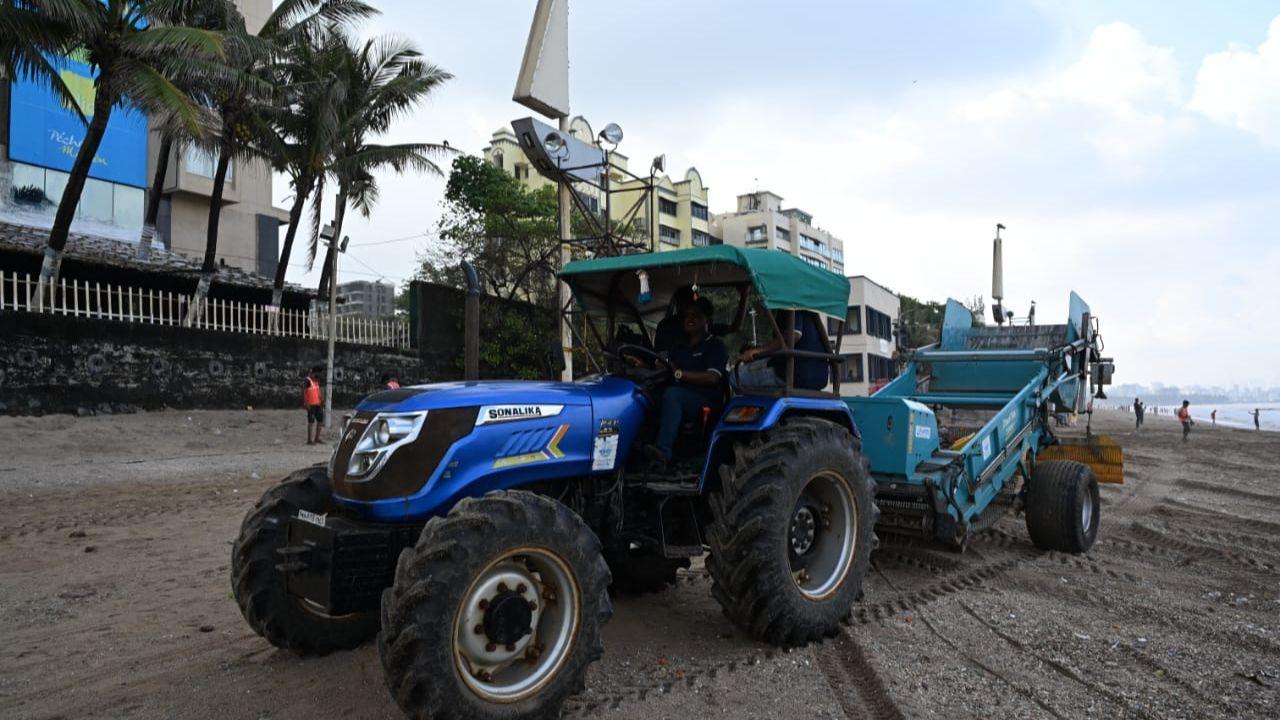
[514,0,572,380]
[320,223,342,430]
[557,117,574,381]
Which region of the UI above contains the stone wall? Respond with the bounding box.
[0,311,450,415]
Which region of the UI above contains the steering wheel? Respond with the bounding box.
[615,344,674,372]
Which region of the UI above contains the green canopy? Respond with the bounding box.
[560,246,850,320]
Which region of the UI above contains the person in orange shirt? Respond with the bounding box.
[1177,400,1193,442]
[303,366,325,445]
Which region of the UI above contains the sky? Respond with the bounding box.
[279,1,1280,389]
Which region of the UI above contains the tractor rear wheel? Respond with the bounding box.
[231,465,379,654]
[379,491,611,720]
[707,418,877,647]
[604,547,690,595]
[1025,459,1099,553]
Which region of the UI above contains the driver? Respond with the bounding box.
[643,296,727,469]
[653,286,696,353]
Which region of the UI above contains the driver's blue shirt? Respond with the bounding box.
[667,334,728,406]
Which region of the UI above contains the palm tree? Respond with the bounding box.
[16,0,223,308]
[310,33,454,300]
[261,6,375,310]
[0,0,86,126]
[183,0,377,325]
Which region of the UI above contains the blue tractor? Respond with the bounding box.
[231,246,1117,720]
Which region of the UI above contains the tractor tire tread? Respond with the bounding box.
[378,490,611,720]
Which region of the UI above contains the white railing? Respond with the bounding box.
[0,270,411,349]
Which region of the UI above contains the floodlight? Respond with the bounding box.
[511,117,604,183]
[599,123,624,146]
[340,236,350,253]
[651,154,665,174]
[544,131,568,158]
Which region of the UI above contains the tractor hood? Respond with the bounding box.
[329,376,646,520]
[356,380,594,414]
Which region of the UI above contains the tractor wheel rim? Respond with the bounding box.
[789,470,857,600]
[454,547,579,703]
[1081,492,1094,533]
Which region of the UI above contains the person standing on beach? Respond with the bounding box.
[303,366,325,445]
[1211,409,1217,426]
[1133,398,1144,429]
[1254,409,1262,431]
[1177,400,1193,442]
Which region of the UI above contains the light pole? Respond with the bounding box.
[320,223,348,430]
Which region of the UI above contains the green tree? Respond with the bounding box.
[419,154,562,307]
[309,32,453,300]
[897,294,945,349]
[13,0,224,307]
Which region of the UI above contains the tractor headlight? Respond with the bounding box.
[347,411,428,480]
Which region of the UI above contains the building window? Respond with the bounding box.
[659,197,678,216]
[185,147,234,180]
[801,255,827,269]
[492,151,503,169]
[844,305,862,334]
[514,164,530,180]
[747,225,767,244]
[868,354,895,382]
[866,307,892,341]
[775,226,791,242]
[659,224,681,245]
[840,353,864,383]
[800,234,832,258]
[692,229,713,246]
[832,247,844,263]
[691,202,708,220]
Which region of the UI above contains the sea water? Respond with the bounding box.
[1139,402,1279,432]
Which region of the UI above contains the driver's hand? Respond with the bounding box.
[740,347,758,362]
[626,355,645,368]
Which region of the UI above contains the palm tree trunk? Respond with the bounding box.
[184,153,231,326]
[138,137,173,258]
[272,173,313,308]
[316,187,347,300]
[34,74,114,309]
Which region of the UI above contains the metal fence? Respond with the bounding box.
[0,270,410,349]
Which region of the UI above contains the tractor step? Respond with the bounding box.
[638,481,701,496]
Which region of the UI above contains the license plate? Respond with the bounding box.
[297,509,327,528]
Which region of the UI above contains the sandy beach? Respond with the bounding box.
[0,407,1277,719]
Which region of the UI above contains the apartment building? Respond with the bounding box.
[483,119,712,251]
[710,191,844,273]
[337,279,396,318]
[0,0,288,276]
[829,276,900,395]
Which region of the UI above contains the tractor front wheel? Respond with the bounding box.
[231,465,380,654]
[707,418,877,647]
[1025,459,1099,553]
[379,491,611,720]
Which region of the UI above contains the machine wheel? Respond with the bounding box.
[379,491,612,720]
[604,547,690,595]
[707,418,877,647]
[1025,459,1099,553]
[231,464,379,655]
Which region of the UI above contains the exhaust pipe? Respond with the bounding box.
[461,261,480,381]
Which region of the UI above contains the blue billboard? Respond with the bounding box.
[8,52,149,188]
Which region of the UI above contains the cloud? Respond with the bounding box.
[1190,15,1280,147]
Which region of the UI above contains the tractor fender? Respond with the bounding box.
[699,396,859,493]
